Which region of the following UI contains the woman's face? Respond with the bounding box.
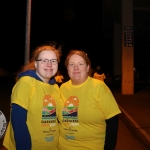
[67,54,89,85]
[34,50,58,83]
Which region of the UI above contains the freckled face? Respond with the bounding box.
[34,50,58,83]
[67,54,89,85]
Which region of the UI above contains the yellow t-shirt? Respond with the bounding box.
[55,75,64,83]
[3,76,60,150]
[58,77,121,150]
[93,72,106,82]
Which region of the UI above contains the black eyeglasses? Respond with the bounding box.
[36,59,58,65]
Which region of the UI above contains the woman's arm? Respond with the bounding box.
[104,115,119,150]
[11,104,31,150]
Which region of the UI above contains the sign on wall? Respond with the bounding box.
[124,26,133,47]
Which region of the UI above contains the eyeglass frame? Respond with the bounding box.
[36,59,58,65]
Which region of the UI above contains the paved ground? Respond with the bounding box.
[115,118,146,150]
[110,84,150,150]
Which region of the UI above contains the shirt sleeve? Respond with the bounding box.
[11,77,33,110]
[11,104,31,150]
[104,115,119,150]
[99,86,121,119]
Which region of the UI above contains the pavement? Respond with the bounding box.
[110,83,150,150]
[0,77,150,149]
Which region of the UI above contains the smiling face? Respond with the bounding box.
[34,50,58,83]
[67,54,89,85]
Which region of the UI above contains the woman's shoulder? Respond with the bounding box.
[60,80,70,88]
[15,76,37,88]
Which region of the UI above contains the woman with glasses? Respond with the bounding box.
[3,43,62,150]
[58,50,121,150]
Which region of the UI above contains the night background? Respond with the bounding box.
[0,0,150,82]
[1,1,150,148]
[1,1,107,72]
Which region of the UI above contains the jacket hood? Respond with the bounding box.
[18,70,56,85]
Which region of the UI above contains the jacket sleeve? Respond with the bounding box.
[104,115,119,150]
[11,104,31,150]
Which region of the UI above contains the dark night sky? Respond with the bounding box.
[1,0,112,73]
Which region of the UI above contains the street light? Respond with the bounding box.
[24,0,31,65]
